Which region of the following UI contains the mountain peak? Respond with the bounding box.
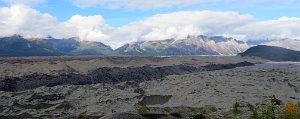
[68,37,81,41]
[45,35,55,39]
[3,34,24,39]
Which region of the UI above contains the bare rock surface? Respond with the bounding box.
[0,56,299,118]
[0,61,254,92]
[0,56,263,78]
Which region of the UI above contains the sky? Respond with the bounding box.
[0,0,300,48]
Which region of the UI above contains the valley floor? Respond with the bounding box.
[0,56,299,118]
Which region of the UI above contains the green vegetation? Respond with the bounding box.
[137,105,150,114]
[233,102,242,119]
[170,112,183,118]
[136,101,300,119]
[137,105,167,118]
[247,103,279,119]
[188,113,206,119]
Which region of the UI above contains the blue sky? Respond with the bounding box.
[1,0,300,27]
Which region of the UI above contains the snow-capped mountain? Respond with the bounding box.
[116,35,249,56]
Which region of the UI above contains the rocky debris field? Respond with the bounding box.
[0,61,254,92]
[0,56,263,78]
[0,56,299,119]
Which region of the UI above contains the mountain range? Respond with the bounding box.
[116,35,248,56]
[0,34,300,57]
[0,35,113,57]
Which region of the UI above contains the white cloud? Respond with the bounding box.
[234,17,300,40]
[107,11,300,48]
[107,11,253,48]
[1,5,300,49]
[72,0,217,9]
[0,5,58,37]
[1,0,46,6]
[0,5,110,42]
[62,15,111,41]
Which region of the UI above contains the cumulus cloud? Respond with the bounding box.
[234,17,300,40]
[0,5,110,42]
[1,5,300,49]
[0,5,58,37]
[1,0,46,6]
[107,11,254,48]
[107,11,300,48]
[62,15,111,41]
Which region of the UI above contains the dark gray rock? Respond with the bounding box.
[0,62,254,92]
[138,95,172,106]
[100,112,145,119]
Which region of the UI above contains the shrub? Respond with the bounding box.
[296,101,300,110]
[140,113,168,118]
[187,106,217,119]
[281,101,300,119]
[247,102,279,119]
[170,112,183,118]
[233,102,242,114]
[137,105,149,114]
[188,113,206,119]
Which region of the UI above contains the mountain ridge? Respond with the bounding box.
[116,35,249,56]
[1,34,300,57]
[239,45,300,61]
[0,35,113,57]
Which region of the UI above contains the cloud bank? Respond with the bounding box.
[0,5,300,49]
[1,0,46,6]
[0,5,110,42]
[107,11,253,48]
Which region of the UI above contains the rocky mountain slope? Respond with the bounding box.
[239,45,300,61]
[116,35,249,56]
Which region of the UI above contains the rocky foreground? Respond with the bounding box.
[0,56,299,119]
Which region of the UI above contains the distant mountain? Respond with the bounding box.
[239,45,300,61]
[0,35,62,57]
[116,35,249,56]
[262,39,300,51]
[246,39,300,51]
[45,36,114,56]
[2,35,300,57]
[70,41,114,56]
[45,36,80,54]
[247,40,271,46]
[0,35,113,57]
